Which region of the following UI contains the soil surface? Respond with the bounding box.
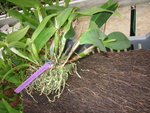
[23,49,150,113]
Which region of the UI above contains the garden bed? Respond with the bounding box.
[23,49,150,113]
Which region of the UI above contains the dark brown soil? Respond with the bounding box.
[23,49,150,113]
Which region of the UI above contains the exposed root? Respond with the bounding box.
[25,63,76,102]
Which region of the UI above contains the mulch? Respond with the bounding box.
[23,49,150,113]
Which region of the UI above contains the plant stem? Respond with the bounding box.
[54,30,60,56]
[58,35,66,59]
[37,7,43,23]
[61,39,80,67]
[69,45,95,62]
[56,0,59,6]
[64,0,71,7]
[49,0,53,5]
[45,45,48,60]
[103,39,116,43]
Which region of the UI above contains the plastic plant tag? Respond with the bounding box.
[14,62,53,93]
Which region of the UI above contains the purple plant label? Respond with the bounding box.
[14,62,53,93]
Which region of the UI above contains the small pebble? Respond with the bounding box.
[0,24,9,33]
[0,22,20,34]
[7,27,13,33]
[14,23,21,30]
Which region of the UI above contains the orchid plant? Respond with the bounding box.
[0,0,130,102]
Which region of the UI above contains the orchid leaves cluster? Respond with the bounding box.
[0,0,130,101]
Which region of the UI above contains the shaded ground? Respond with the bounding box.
[23,49,150,113]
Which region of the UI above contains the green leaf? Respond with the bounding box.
[80,28,106,51]
[7,10,39,28]
[7,10,23,21]
[78,6,121,18]
[34,26,57,52]
[46,5,66,14]
[37,7,43,22]
[104,32,131,50]
[8,41,26,48]
[64,13,77,39]
[10,48,35,63]
[64,0,71,7]
[0,41,6,48]
[0,93,6,99]
[58,36,66,58]
[89,21,107,40]
[5,74,21,85]
[1,50,6,61]
[54,31,60,54]
[7,0,42,8]
[46,5,66,10]
[2,98,21,113]
[99,31,107,41]
[33,9,39,20]
[0,58,6,68]
[58,13,77,58]
[31,14,56,41]
[43,0,53,5]
[31,43,39,61]
[40,7,47,18]
[0,101,7,113]
[77,7,108,15]
[64,25,75,39]
[56,0,59,6]
[22,14,39,29]
[0,32,7,37]
[27,38,40,62]
[22,8,31,16]
[91,0,118,28]
[7,26,29,43]
[1,63,34,82]
[55,7,73,29]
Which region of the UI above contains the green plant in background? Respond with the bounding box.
[0,0,20,15]
[0,45,26,113]
[0,0,130,107]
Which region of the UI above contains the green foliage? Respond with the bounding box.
[0,59,6,68]
[8,42,26,49]
[34,26,57,52]
[31,14,56,41]
[64,25,75,39]
[63,13,78,39]
[0,41,6,48]
[1,63,34,83]
[55,7,73,29]
[46,5,66,14]
[64,0,71,7]
[77,6,121,17]
[0,0,131,106]
[104,32,131,50]
[8,9,39,29]
[91,0,118,28]
[43,0,53,5]
[0,32,7,37]
[56,0,59,6]
[80,28,106,51]
[7,0,42,8]
[1,99,22,113]
[0,48,26,113]
[0,49,28,84]
[7,26,30,43]
[0,0,18,14]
